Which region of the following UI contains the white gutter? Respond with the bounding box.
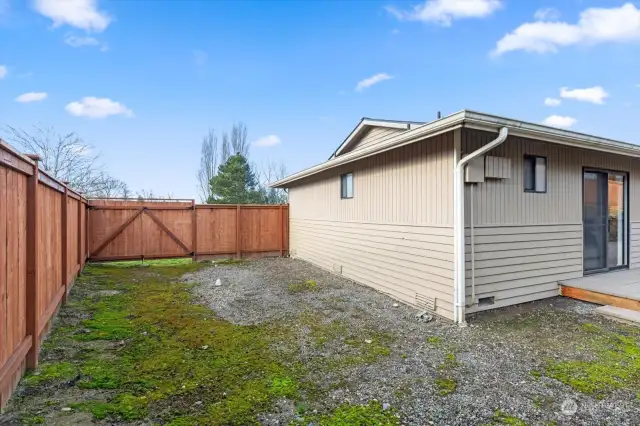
[453,127,508,324]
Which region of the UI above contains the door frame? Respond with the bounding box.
[582,167,630,275]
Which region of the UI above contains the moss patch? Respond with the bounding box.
[288,280,319,293]
[489,410,529,425]
[435,377,456,396]
[545,328,640,397]
[10,260,403,425]
[15,261,302,425]
[294,401,399,426]
[22,362,77,386]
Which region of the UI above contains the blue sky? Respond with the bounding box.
[2,0,640,199]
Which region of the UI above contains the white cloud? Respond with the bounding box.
[494,3,640,55]
[544,97,561,107]
[253,135,281,147]
[15,92,48,103]
[386,0,502,26]
[65,97,133,119]
[560,86,608,104]
[534,7,560,21]
[33,0,111,32]
[0,65,6,79]
[64,34,99,47]
[355,73,394,91]
[542,115,577,128]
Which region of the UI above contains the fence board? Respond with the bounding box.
[0,143,88,409]
[36,185,62,321]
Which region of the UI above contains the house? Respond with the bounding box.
[271,110,640,324]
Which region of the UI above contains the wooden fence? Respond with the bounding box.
[0,142,88,409]
[88,200,289,261]
[1,141,289,408]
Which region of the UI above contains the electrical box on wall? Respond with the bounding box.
[465,156,485,183]
[485,156,511,179]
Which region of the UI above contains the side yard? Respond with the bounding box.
[3,258,640,425]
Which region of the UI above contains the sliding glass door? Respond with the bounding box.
[583,170,628,273]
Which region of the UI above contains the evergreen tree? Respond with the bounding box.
[208,154,265,204]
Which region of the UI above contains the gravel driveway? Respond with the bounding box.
[187,257,640,426]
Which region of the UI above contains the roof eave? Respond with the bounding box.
[271,109,640,189]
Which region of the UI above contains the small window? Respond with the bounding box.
[524,155,547,193]
[340,173,353,199]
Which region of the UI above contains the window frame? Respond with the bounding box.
[340,172,354,199]
[523,155,547,194]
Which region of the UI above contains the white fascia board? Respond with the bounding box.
[463,111,640,158]
[332,119,411,158]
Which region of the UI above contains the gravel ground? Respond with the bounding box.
[186,258,640,426]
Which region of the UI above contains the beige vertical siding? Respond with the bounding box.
[288,131,455,319]
[463,128,640,312]
[347,127,406,155]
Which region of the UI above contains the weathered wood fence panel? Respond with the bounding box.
[89,203,289,261]
[0,142,89,409]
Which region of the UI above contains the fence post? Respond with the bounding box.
[25,154,40,369]
[236,205,241,259]
[191,200,197,261]
[77,199,82,268]
[279,205,284,257]
[61,183,69,303]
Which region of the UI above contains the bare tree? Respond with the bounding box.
[220,132,231,163]
[258,160,288,204]
[196,129,219,202]
[4,125,128,197]
[230,122,249,157]
[136,189,155,200]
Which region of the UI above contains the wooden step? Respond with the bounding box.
[560,285,640,312]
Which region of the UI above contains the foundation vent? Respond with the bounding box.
[415,293,436,312]
[332,264,343,274]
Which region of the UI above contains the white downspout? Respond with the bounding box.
[453,127,508,324]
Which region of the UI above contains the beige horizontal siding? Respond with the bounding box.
[465,224,582,313]
[631,222,640,269]
[290,218,454,319]
[289,131,454,226]
[463,129,640,225]
[349,127,405,154]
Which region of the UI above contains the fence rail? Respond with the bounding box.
[0,139,289,409]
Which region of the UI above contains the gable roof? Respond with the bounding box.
[329,117,424,159]
[272,109,640,188]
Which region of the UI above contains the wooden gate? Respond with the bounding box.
[88,200,196,261]
[88,200,289,261]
